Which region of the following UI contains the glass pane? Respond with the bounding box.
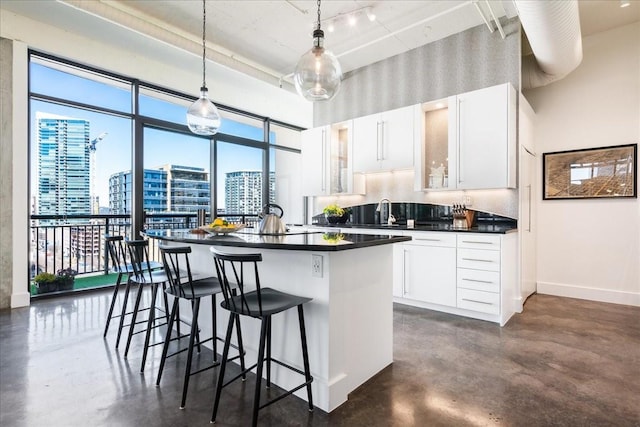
[139,86,191,124]
[30,100,132,282]
[270,123,302,149]
[423,106,449,189]
[216,140,265,226]
[218,110,265,141]
[31,100,132,215]
[30,58,131,113]
[142,128,211,230]
[270,147,303,225]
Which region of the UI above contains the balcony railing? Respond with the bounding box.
[29,212,260,293]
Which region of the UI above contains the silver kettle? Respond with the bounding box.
[258,203,287,235]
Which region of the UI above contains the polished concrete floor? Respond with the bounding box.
[1,290,639,426]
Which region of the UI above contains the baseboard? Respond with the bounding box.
[11,291,30,308]
[537,281,640,307]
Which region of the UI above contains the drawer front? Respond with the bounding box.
[457,288,500,315]
[457,248,500,271]
[457,234,501,250]
[457,268,500,293]
[404,231,457,247]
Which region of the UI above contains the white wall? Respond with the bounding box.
[0,9,312,307]
[524,22,640,306]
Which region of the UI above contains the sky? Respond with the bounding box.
[30,62,267,209]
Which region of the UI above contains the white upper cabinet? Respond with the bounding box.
[415,83,517,191]
[301,121,364,196]
[456,83,516,189]
[301,125,329,195]
[353,105,416,172]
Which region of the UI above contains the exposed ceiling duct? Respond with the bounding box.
[515,0,583,89]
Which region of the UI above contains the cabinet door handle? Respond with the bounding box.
[462,278,494,284]
[461,240,493,245]
[461,298,493,305]
[527,184,532,232]
[321,128,326,192]
[416,238,441,242]
[376,121,382,161]
[402,248,408,296]
[457,98,463,184]
[461,258,493,263]
[380,120,386,160]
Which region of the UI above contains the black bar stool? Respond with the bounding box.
[155,245,246,409]
[123,239,170,372]
[210,248,314,427]
[103,235,162,346]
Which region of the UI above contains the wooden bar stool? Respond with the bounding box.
[155,245,246,409]
[210,248,314,427]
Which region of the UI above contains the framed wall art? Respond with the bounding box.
[543,143,637,200]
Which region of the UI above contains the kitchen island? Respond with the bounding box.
[143,229,411,412]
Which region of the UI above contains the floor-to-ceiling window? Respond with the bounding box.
[28,51,304,296]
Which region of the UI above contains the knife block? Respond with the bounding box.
[453,209,476,229]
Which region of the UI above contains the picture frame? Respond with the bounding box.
[542,143,637,200]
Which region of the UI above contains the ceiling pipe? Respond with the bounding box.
[514,0,583,89]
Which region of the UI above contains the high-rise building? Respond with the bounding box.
[224,171,275,215]
[36,113,91,218]
[109,165,209,214]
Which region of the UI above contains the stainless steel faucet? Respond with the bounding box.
[376,198,396,225]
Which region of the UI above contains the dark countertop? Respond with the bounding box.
[307,223,517,234]
[143,229,411,252]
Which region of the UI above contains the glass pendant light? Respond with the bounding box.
[187,0,221,135]
[294,0,342,101]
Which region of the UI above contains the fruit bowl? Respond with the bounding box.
[199,224,246,235]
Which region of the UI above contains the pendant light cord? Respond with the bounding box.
[316,0,321,31]
[201,0,207,88]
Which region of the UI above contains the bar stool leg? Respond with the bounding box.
[252,317,269,427]
[298,305,314,411]
[235,314,246,380]
[193,300,202,354]
[124,283,145,358]
[211,294,218,362]
[266,317,272,388]
[156,297,179,386]
[180,298,201,409]
[103,272,123,338]
[211,314,236,423]
[115,279,133,348]
[140,282,160,373]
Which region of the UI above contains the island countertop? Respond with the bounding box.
[143,228,411,251]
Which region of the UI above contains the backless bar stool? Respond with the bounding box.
[123,239,170,372]
[210,248,314,427]
[103,235,162,346]
[155,245,246,409]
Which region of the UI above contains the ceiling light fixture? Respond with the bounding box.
[293,0,342,101]
[186,0,221,136]
[366,7,376,22]
[620,0,630,7]
[348,14,357,26]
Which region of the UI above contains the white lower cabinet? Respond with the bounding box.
[393,230,517,326]
[394,231,456,304]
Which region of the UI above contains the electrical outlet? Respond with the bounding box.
[462,195,473,206]
[311,254,323,278]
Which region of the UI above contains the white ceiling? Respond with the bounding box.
[1,0,639,89]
